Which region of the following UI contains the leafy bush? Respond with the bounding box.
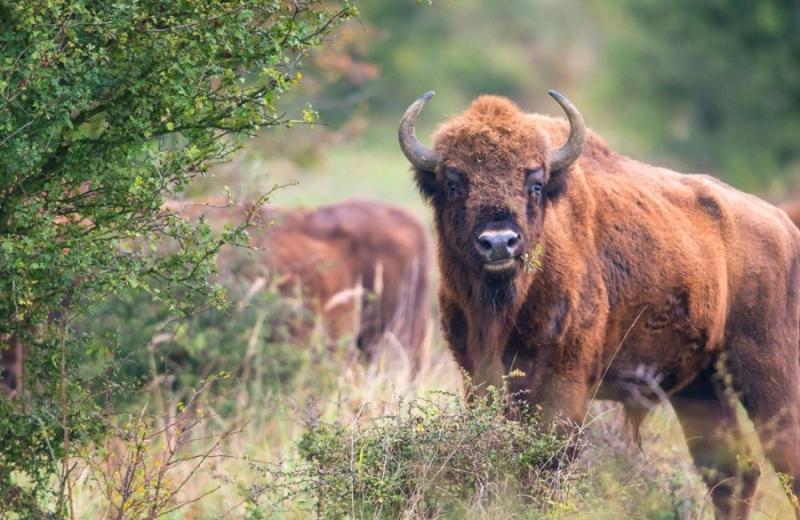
[244,387,583,519]
[0,1,355,515]
[82,264,339,414]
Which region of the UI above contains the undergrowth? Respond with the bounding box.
[242,386,583,519]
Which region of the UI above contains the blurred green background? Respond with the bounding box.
[193,0,800,212]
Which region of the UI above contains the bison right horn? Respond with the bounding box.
[399,91,439,172]
[547,90,586,173]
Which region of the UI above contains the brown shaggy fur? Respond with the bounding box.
[168,199,432,372]
[410,94,800,519]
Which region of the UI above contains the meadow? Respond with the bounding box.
[67,124,797,518]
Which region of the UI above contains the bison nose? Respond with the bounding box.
[475,229,521,261]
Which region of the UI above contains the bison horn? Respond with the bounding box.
[399,91,439,172]
[547,90,586,173]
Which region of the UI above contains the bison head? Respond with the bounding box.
[399,91,585,303]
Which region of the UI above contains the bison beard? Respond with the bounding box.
[479,272,516,309]
[400,90,800,520]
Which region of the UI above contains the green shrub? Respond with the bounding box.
[0,2,355,513]
[244,387,583,519]
[80,267,341,413]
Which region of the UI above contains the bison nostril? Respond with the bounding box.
[478,238,493,252]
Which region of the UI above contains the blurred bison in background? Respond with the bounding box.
[166,199,432,373]
[780,199,800,229]
[400,90,800,519]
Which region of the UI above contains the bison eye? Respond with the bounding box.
[525,167,545,199]
[447,181,458,196]
[445,167,464,198]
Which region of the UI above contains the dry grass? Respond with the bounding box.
[66,329,797,519]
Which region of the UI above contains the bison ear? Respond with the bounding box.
[414,167,440,202]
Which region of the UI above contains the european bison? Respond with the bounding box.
[167,199,432,372]
[781,199,800,229]
[399,91,800,519]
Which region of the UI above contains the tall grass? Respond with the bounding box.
[65,269,795,519]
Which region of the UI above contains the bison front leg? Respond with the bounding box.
[534,375,591,436]
[671,371,759,520]
[503,341,592,428]
[512,370,592,468]
[506,369,591,443]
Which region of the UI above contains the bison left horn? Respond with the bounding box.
[399,91,439,172]
[547,90,586,173]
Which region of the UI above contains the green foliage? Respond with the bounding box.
[521,243,544,274]
[0,0,355,337]
[285,0,591,129]
[244,388,579,519]
[0,0,354,515]
[83,265,325,412]
[599,0,800,190]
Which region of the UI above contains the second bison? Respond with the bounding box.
[168,199,432,372]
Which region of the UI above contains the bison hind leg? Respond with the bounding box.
[671,369,760,520]
[725,336,800,518]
